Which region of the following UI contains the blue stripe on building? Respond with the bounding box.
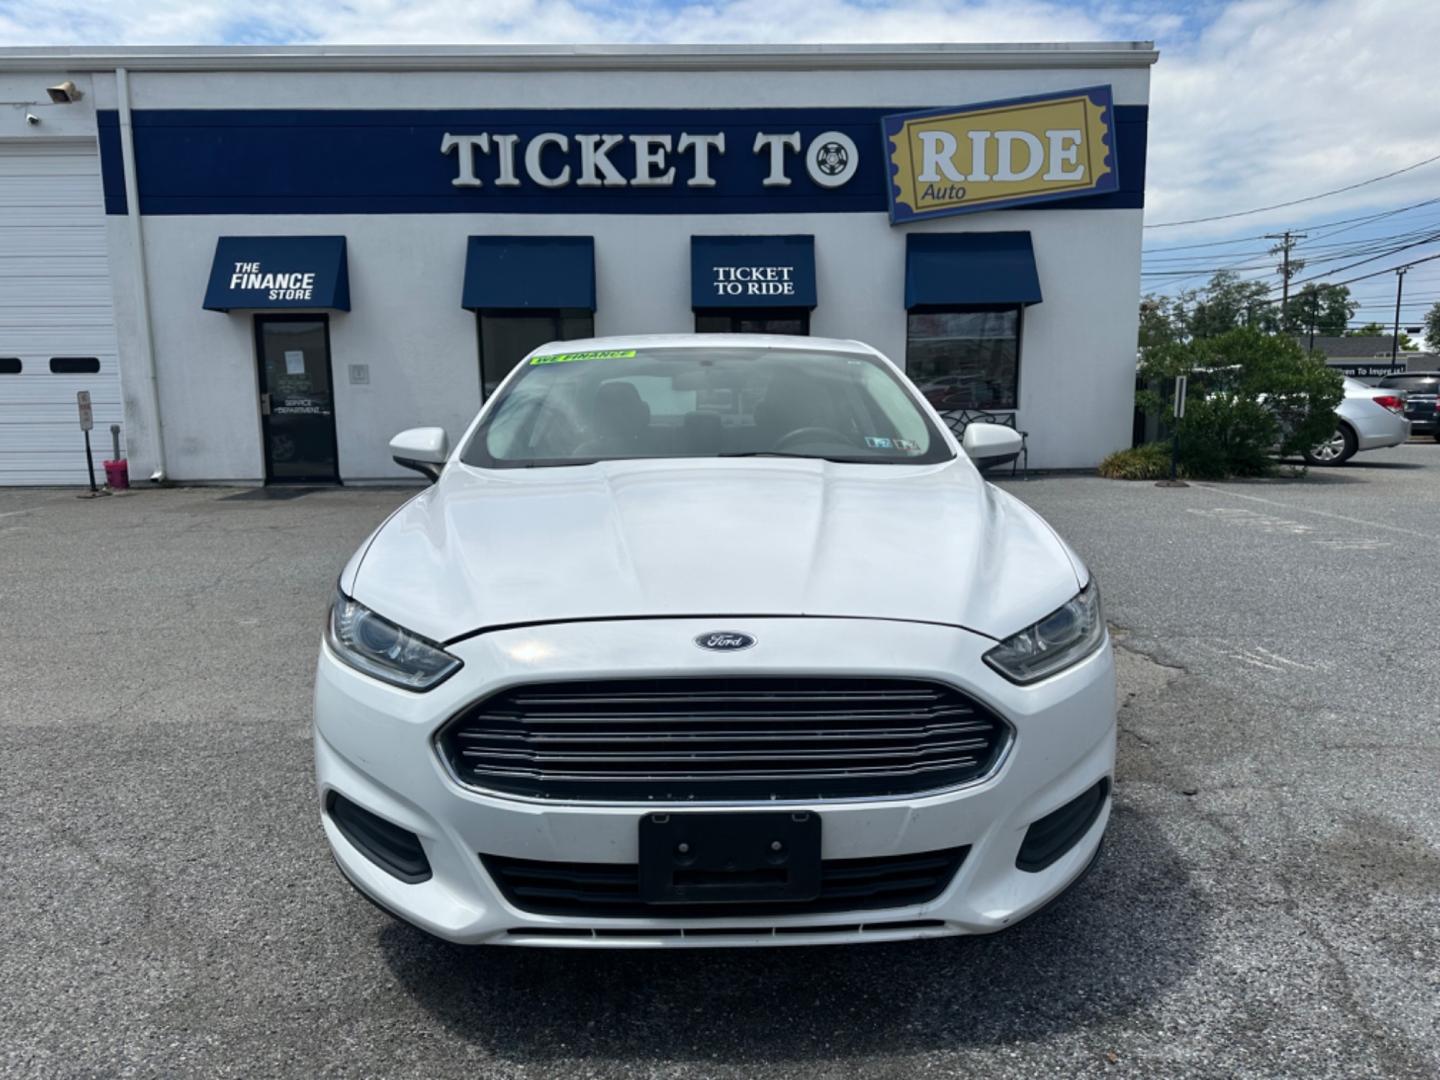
[97,106,1146,217]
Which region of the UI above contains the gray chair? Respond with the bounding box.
[942,409,1029,478]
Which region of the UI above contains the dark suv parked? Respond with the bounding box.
[1377,373,1439,440]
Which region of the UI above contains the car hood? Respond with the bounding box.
[350,457,1085,644]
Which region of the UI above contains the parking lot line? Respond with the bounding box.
[1189,483,1434,539]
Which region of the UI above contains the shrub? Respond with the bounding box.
[1135,328,1343,479]
[1098,442,1175,480]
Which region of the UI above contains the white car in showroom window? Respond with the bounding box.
[315,334,1115,947]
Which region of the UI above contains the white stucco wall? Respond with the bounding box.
[129,205,1141,480]
[56,48,1151,480]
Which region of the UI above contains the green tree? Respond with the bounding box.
[1188,271,1278,339]
[1425,301,1440,352]
[1136,327,1343,478]
[1284,283,1356,336]
[1138,293,1184,351]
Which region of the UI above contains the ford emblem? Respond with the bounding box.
[694,631,756,652]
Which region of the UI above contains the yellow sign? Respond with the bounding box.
[884,86,1118,223]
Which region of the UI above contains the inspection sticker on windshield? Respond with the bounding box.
[864,436,894,449]
[530,349,636,365]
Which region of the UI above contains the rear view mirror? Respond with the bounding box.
[389,427,449,483]
[961,422,1024,462]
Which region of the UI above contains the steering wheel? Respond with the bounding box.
[773,426,853,452]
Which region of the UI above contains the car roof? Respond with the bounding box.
[526,333,882,359]
[1380,371,1440,378]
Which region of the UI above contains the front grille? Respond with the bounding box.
[437,677,1010,801]
[505,920,947,941]
[483,847,968,918]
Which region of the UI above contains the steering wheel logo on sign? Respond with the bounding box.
[816,142,849,177]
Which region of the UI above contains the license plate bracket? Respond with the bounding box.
[638,811,821,905]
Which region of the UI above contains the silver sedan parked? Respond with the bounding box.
[1304,377,1410,466]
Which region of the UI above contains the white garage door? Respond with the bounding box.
[0,139,124,485]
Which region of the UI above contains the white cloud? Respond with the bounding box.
[1144,0,1440,239]
[1,0,1436,247]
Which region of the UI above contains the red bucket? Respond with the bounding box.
[103,459,129,490]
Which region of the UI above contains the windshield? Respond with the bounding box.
[462,345,954,469]
[1378,375,1438,392]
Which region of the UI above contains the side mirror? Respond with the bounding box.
[961,422,1023,462]
[389,427,449,483]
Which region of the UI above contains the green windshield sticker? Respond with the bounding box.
[530,349,637,365]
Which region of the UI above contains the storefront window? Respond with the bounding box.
[905,308,1020,412]
[478,309,594,400]
[695,309,810,335]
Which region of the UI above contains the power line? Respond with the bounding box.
[1285,231,1440,290]
[1143,228,1440,277]
[1142,219,1440,270]
[1281,252,1440,294]
[1144,231,1440,302]
[1303,196,1440,244]
[1143,152,1440,229]
[1141,196,1440,254]
[1142,232,1278,255]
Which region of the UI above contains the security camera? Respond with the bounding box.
[25,113,40,125]
[47,80,82,103]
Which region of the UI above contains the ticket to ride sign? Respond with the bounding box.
[883,86,1118,223]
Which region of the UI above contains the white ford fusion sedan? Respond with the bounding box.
[315,334,1115,948]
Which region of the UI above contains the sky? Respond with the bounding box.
[1,0,1437,330]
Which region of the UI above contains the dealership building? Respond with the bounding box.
[0,43,1154,484]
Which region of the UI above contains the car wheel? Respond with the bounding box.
[1304,425,1357,466]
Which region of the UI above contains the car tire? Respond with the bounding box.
[1305,424,1357,466]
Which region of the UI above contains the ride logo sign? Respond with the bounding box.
[884,86,1119,223]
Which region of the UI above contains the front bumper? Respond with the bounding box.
[313,617,1116,947]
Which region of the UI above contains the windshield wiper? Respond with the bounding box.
[716,451,879,464]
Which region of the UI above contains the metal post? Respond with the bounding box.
[110,423,122,461]
[117,67,167,482]
[1157,375,1189,488]
[1391,267,1408,362]
[83,430,97,494]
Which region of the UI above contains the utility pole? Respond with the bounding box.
[1265,230,1307,326]
[1391,266,1408,362]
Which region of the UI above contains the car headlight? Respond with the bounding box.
[326,589,462,691]
[983,581,1105,684]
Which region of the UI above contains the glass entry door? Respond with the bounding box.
[255,315,339,483]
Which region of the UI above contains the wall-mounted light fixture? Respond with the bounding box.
[46,80,82,103]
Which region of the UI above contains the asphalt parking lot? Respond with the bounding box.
[3,443,1437,1079]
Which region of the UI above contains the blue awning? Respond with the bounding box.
[462,236,595,311]
[691,235,816,309]
[904,232,1042,309]
[203,236,349,312]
